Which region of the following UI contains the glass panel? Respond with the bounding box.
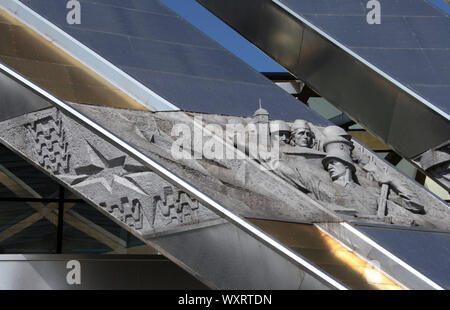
[357,224,450,289]
[281,0,450,115]
[62,222,113,254]
[0,142,157,255]
[17,0,327,123]
[62,202,158,254]
[0,144,58,198]
[68,201,128,241]
[308,97,342,119]
[0,201,37,233]
[0,217,56,254]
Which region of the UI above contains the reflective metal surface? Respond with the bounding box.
[0,5,148,111]
[0,254,207,289]
[248,219,404,290]
[316,222,444,290]
[197,0,450,159]
[1,0,446,289]
[0,62,345,290]
[152,222,334,289]
[0,69,50,121]
[355,222,450,290]
[12,0,328,123]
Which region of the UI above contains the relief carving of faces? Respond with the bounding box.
[293,127,314,148]
[273,132,291,144]
[326,159,348,181]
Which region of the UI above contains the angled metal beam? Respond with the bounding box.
[0,61,347,290]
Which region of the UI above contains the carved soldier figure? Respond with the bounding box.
[417,143,450,191]
[291,120,315,149]
[318,126,380,215]
[322,125,352,141]
[362,160,426,214]
[322,128,356,187]
[321,126,426,216]
[270,120,291,145]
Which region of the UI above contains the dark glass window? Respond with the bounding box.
[0,143,156,254]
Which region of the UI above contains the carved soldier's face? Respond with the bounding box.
[273,131,290,144]
[293,128,314,148]
[327,160,347,181]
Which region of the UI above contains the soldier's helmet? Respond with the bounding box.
[322,142,356,172]
[270,120,291,135]
[292,120,311,132]
[322,125,352,141]
[322,126,356,172]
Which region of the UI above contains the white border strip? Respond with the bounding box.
[314,223,409,289]
[0,62,347,290]
[0,0,179,111]
[272,0,450,121]
[341,222,444,290]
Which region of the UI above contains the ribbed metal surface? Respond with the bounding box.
[16,0,328,123]
[0,9,146,111]
[280,0,450,116]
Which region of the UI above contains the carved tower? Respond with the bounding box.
[253,101,270,149]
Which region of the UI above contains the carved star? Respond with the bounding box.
[62,142,147,193]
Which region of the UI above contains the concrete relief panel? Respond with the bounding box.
[0,107,220,237]
[0,104,448,235]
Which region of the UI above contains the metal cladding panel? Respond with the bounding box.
[414,85,450,114]
[123,66,309,117]
[197,0,450,160]
[0,255,208,289]
[356,224,450,289]
[283,0,441,16]
[17,0,328,124]
[0,63,344,290]
[277,0,450,122]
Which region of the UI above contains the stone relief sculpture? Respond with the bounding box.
[291,120,316,149]
[100,197,143,230]
[269,120,291,145]
[241,107,433,225]
[414,142,450,193]
[253,111,431,221]
[153,187,201,227]
[0,107,220,237]
[0,103,448,236]
[361,158,426,215]
[25,110,70,175]
[321,126,355,187]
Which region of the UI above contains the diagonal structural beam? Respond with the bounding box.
[0,164,127,251]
